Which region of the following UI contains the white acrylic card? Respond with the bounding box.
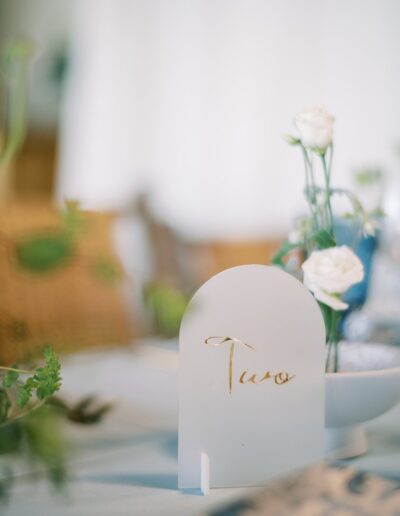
[178,265,325,489]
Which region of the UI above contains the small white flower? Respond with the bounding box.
[295,107,335,153]
[302,246,364,311]
[288,229,301,244]
[362,219,379,237]
[288,217,310,245]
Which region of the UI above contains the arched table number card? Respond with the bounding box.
[178,265,325,493]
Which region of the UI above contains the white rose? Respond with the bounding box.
[301,246,364,311]
[295,107,335,153]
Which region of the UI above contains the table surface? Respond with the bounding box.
[3,339,400,516]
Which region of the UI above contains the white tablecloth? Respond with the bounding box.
[3,340,400,516]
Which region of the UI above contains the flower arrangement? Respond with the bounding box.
[275,107,382,372]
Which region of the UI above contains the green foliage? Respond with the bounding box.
[15,232,74,273]
[0,420,22,455]
[20,347,62,406]
[283,134,301,146]
[17,377,36,407]
[22,405,68,486]
[0,389,11,424]
[91,256,122,283]
[144,283,190,338]
[2,366,19,388]
[0,346,65,500]
[354,168,382,186]
[271,241,299,267]
[312,229,336,249]
[0,38,70,501]
[48,395,114,424]
[371,207,385,218]
[1,347,62,407]
[0,39,33,167]
[0,405,68,492]
[14,201,86,275]
[62,201,85,239]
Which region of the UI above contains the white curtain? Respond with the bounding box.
[58,0,400,240]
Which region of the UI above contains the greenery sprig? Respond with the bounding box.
[1,346,62,408]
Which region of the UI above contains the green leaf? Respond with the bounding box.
[21,405,68,487]
[354,168,382,186]
[312,229,336,249]
[318,302,331,343]
[91,256,122,284]
[62,201,85,239]
[370,207,385,218]
[283,134,301,145]
[0,420,23,454]
[144,283,190,338]
[2,365,19,388]
[0,389,11,423]
[15,232,73,273]
[271,241,299,267]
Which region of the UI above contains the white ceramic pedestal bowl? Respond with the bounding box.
[325,342,400,460]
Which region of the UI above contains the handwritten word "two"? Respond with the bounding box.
[204,336,295,394]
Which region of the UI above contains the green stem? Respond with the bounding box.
[324,307,341,372]
[330,310,340,373]
[0,54,29,167]
[321,153,334,234]
[334,339,340,373]
[0,366,34,375]
[328,143,334,177]
[325,339,333,371]
[301,145,318,241]
[0,398,46,430]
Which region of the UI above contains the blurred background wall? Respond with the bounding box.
[1,0,400,293]
[56,0,400,238]
[1,0,400,232]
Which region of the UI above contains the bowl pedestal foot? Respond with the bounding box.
[325,425,368,460]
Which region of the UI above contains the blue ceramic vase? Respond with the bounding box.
[334,218,379,313]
